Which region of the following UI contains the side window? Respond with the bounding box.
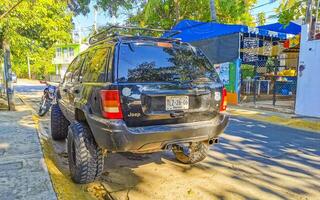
[81,47,110,82]
[80,50,95,82]
[64,56,81,83]
[71,53,87,83]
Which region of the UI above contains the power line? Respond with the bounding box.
[253,0,307,24]
[254,14,278,24]
[251,0,277,11]
[254,10,277,20]
[252,9,277,15]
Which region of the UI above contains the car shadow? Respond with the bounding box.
[200,116,320,199]
[43,114,320,200]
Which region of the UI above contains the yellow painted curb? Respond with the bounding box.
[22,94,111,200]
[229,109,320,133]
[32,115,102,200]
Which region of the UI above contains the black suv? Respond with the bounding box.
[51,26,229,184]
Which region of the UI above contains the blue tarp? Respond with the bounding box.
[166,20,248,42]
[166,20,301,42]
[257,22,301,35]
[164,20,248,42]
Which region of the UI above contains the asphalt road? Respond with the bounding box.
[18,86,320,200]
[13,79,46,93]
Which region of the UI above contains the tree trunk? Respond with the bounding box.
[210,0,217,22]
[306,0,313,25]
[174,0,180,24]
[2,40,15,111]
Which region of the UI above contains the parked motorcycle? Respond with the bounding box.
[38,85,56,116]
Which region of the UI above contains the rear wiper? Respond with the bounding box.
[128,43,135,52]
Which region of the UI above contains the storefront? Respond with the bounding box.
[167,20,301,107]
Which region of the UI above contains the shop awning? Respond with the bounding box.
[165,20,300,42]
[257,22,301,35]
[164,20,247,42]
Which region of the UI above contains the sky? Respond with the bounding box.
[74,0,281,37]
[73,4,129,37]
[251,0,280,24]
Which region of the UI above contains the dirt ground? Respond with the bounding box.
[20,92,320,200]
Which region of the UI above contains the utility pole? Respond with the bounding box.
[94,7,98,33]
[112,15,116,25]
[210,0,217,22]
[78,26,82,45]
[1,0,26,111]
[27,55,31,79]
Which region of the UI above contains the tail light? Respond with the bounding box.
[220,87,227,112]
[99,90,123,119]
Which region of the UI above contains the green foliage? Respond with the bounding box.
[215,0,257,27]
[0,0,73,78]
[68,0,144,17]
[129,0,258,29]
[276,0,307,25]
[257,12,266,26]
[241,64,254,79]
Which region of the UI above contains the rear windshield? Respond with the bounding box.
[117,42,219,83]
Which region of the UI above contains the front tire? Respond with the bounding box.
[51,103,69,140]
[173,142,208,164]
[38,99,50,116]
[68,122,104,184]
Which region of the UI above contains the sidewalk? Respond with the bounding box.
[0,104,56,199]
[229,105,320,133]
[239,100,295,114]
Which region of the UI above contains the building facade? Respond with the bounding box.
[52,43,88,80]
[295,24,320,117]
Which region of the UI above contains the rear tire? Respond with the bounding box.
[51,103,69,140]
[173,142,208,164]
[68,122,104,184]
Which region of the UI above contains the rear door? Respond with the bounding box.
[60,53,86,120]
[116,42,223,127]
[78,45,111,115]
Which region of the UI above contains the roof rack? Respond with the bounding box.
[88,25,181,45]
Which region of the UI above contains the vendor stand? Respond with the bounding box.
[166,20,301,105]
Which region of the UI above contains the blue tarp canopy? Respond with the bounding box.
[166,20,248,42]
[257,22,301,35]
[166,20,301,42]
[164,20,301,64]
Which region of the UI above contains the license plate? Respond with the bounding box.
[166,96,189,111]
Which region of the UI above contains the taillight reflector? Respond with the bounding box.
[100,90,123,119]
[220,87,227,111]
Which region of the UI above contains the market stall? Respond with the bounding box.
[167,20,300,105]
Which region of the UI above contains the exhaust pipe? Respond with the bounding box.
[208,138,219,145]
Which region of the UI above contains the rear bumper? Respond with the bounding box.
[86,114,229,153]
